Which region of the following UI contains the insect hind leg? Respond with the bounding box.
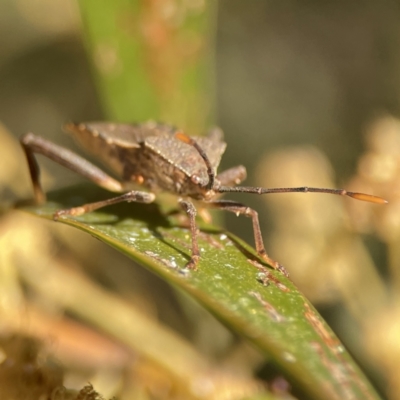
[20,132,124,204]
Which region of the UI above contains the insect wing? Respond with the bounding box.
[64,122,151,177]
[65,122,146,149]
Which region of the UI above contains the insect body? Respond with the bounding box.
[20,122,387,276]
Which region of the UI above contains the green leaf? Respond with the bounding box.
[21,185,382,400]
[77,0,216,132]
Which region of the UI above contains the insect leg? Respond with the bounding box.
[20,133,124,203]
[54,190,155,219]
[179,199,200,270]
[216,166,247,186]
[206,200,289,277]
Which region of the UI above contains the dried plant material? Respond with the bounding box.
[345,116,400,400]
[364,302,400,400]
[347,116,400,238]
[0,335,64,400]
[348,116,400,288]
[73,384,104,400]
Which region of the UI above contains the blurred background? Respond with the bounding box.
[1,0,400,399]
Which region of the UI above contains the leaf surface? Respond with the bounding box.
[22,185,382,400]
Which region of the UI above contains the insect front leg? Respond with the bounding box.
[216,166,247,187]
[179,199,200,270]
[20,133,124,203]
[206,200,289,277]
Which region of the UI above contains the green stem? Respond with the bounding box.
[77,0,216,133]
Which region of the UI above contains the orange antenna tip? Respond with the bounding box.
[348,192,388,204]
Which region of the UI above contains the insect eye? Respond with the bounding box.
[191,175,201,185]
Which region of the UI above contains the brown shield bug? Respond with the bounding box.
[20,121,387,276]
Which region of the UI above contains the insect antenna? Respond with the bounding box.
[215,185,388,204]
[175,132,215,190]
